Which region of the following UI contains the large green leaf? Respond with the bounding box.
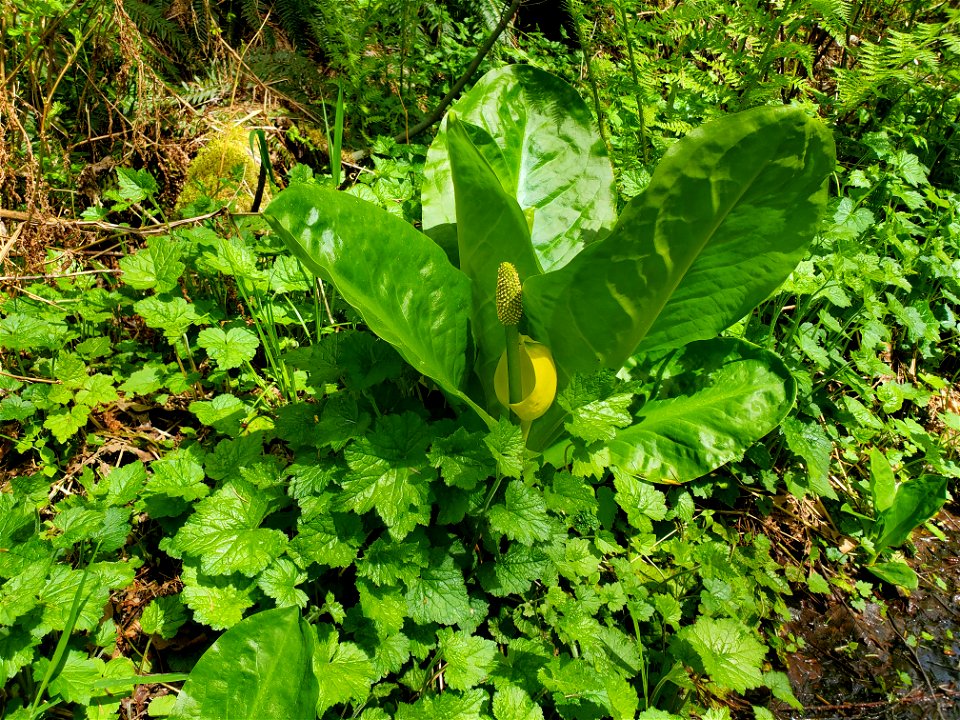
[868,448,897,514]
[423,65,617,272]
[264,185,491,424]
[604,339,796,483]
[446,116,540,409]
[524,106,835,378]
[169,606,319,720]
[866,560,918,590]
[874,474,947,553]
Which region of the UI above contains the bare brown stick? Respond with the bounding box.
[0,369,61,385]
[802,685,960,713]
[0,207,228,237]
[0,221,24,267]
[348,0,523,163]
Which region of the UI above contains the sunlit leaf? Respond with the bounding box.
[675,617,765,694]
[196,327,259,370]
[264,185,491,424]
[424,65,617,272]
[605,339,795,482]
[313,625,376,715]
[140,595,188,639]
[166,480,286,576]
[170,607,318,719]
[524,105,834,377]
[405,550,471,626]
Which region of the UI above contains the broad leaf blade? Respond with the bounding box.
[169,606,318,720]
[439,628,498,690]
[165,480,286,577]
[866,560,919,589]
[605,339,796,482]
[524,106,835,377]
[447,117,540,409]
[405,550,471,625]
[781,416,837,499]
[424,65,617,272]
[869,448,897,514]
[341,413,434,540]
[874,475,947,553]
[264,185,490,423]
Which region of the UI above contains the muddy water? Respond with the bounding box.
[775,508,960,719]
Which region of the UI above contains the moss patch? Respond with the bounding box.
[176,126,267,212]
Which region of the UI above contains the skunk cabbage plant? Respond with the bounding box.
[264,65,835,482]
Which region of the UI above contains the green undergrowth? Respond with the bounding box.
[1,131,958,716]
[2,1,960,717]
[0,181,805,717]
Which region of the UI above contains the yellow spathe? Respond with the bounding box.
[494,336,557,421]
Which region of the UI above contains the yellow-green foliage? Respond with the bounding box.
[177,126,266,212]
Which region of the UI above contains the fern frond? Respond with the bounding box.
[649,115,695,137]
[838,22,943,108]
[123,0,191,57]
[273,0,310,46]
[240,0,263,30]
[190,0,211,47]
[246,48,331,104]
[801,0,852,43]
[178,80,229,106]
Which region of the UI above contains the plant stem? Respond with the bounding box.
[616,0,648,163]
[137,636,154,674]
[480,471,505,518]
[568,0,607,145]
[504,324,522,406]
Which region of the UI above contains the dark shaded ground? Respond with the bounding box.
[779,508,960,719]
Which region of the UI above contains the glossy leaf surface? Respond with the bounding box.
[874,474,947,552]
[447,117,540,407]
[605,339,795,482]
[265,185,490,423]
[866,561,919,590]
[169,606,318,720]
[524,106,835,378]
[423,65,617,272]
[869,448,897,514]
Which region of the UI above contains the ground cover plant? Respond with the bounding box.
[1,0,959,718]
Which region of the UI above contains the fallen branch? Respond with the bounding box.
[0,369,61,385]
[0,207,228,237]
[801,686,959,715]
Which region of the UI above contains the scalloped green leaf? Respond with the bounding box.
[675,617,765,694]
[165,480,286,577]
[196,327,259,371]
[119,237,185,293]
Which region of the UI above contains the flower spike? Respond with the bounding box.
[496,262,523,326]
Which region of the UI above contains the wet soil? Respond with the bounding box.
[778,508,960,719]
